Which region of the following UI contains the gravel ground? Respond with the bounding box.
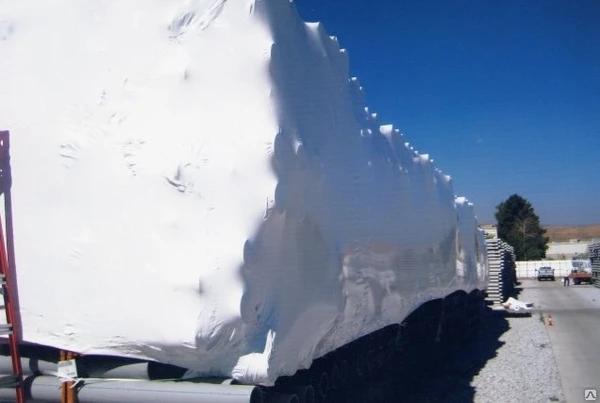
[470,311,564,403]
[395,295,565,403]
[322,288,567,402]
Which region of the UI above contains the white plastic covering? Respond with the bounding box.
[0,0,487,385]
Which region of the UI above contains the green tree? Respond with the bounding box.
[495,194,549,260]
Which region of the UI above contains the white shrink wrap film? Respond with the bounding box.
[0,0,487,385]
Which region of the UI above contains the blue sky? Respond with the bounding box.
[294,0,600,226]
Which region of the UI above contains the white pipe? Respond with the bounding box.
[0,356,55,375]
[80,355,187,379]
[0,375,264,403]
[0,355,186,380]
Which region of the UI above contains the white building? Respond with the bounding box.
[480,224,498,239]
[546,240,590,259]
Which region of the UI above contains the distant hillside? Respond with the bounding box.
[543,224,600,242]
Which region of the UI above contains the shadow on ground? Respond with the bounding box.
[387,304,510,403]
[382,287,522,402]
[287,290,514,403]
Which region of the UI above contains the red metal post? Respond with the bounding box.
[0,130,26,403]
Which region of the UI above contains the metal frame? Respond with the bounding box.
[0,130,25,403]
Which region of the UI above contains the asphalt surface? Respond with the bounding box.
[519,279,600,403]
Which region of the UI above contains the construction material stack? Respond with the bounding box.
[485,239,516,304]
[589,242,600,288]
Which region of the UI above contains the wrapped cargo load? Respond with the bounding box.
[0,0,487,385]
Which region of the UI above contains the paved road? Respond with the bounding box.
[520,279,600,403]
